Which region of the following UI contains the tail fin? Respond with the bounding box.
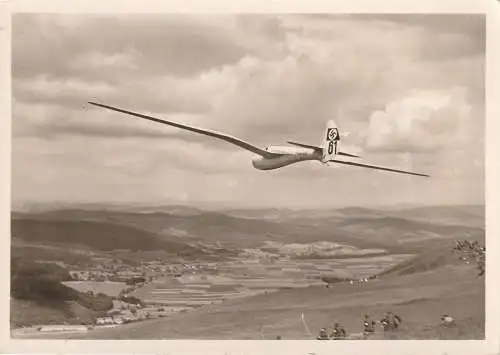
[321,120,340,162]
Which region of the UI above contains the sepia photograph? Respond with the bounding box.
[2,2,499,354]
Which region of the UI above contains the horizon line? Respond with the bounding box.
[10,200,485,213]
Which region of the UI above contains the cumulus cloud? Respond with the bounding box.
[13,13,484,143]
[70,50,139,71]
[12,100,213,143]
[14,76,116,106]
[12,14,286,80]
[364,87,473,153]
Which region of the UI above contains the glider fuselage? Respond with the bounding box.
[252,147,322,170]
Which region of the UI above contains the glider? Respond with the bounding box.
[88,101,429,177]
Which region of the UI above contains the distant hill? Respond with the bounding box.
[385,205,485,228]
[335,216,484,247]
[11,204,485,255]
[11,244,93,266]
[12,209,332,248]
[221,205,484,226]
[11,218,208,257]
[219,205,485,252]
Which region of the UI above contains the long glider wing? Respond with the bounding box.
[88,102,281,159]
[329,159,430,177]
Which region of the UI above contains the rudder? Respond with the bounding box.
[321,119,340,162]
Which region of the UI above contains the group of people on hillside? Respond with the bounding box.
[316,312,403,340]
[454,239,485,254]
[317,323,347,340]
[453,239,485,276]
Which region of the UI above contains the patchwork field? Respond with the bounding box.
[124,253,411,306]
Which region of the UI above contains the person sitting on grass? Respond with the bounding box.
[363,314,377,335]
[440,315,455,327]
[330,322,347,340]
[317,328,329,340]
[381,312,402,332]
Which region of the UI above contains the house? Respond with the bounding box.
[96,317,114,325]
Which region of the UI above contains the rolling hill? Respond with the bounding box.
[10,204,485,255]
[11,218,208,257]
[11,244,94,266]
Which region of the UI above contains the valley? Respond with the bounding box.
[10,204,485,339]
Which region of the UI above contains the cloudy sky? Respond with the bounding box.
[11,14,485,209]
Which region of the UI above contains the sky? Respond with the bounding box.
[11,14,485,209]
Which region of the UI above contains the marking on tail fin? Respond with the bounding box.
[322,124,340,162]
[327,128,339,141]
[328,141,337,154]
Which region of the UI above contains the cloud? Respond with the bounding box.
[352,14,485,61]
[352,14,485,37]
[70,50,139,71]
[14,73,217,114]
[192,15,484,149]
[12,100,213,143]
[13,14,484,144]
[364,87,473,153]
[14,76,116,107]
[11,14,485,208]
[12,14,287,81]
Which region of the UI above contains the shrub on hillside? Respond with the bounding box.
[11,259,113,312]
[11,259,75,301]
[120,295,146,307]
[11,258,72,282]
[77,292,113,312]
[126,277,146,285]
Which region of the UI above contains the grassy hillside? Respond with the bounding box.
[10,259,113,327]
[11,259,111,308]
[379,246,464,277]
[11,298,74,327]
[10,299,108,328]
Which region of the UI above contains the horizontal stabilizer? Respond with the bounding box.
[338,151,360,158]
